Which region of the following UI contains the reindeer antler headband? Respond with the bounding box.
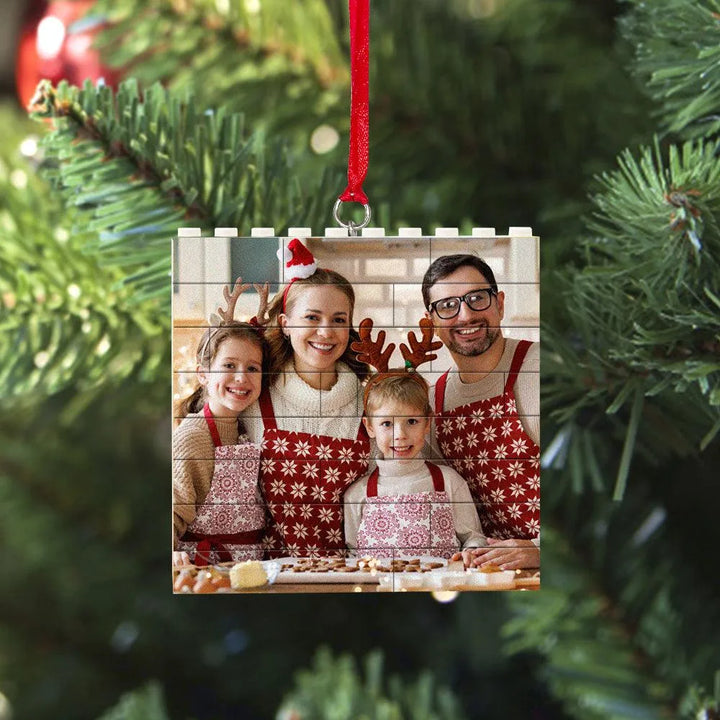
[199,276,270,362]
[350,317,443,408]
[208,277,270,329]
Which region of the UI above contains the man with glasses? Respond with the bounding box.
[422,254,539,570]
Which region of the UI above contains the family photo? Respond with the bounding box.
[4,0,719,715]
[171,231,540,593]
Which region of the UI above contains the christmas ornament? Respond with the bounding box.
[171,0,541,594]
[16,0,119,109]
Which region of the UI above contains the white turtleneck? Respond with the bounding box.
[241,362,364,442]
[343,457,487,553]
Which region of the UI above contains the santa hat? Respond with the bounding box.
[278,238,317,282]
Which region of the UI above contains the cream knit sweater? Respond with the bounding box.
[240,362,365,442]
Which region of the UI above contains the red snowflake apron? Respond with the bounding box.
[356,461,460,559]
[176,404,265,565]
[258,388,370,558]
[434,340,540,540]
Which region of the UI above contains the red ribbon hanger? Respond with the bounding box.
[334,0,371,233]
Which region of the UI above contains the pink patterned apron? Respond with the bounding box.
[258,388,370,558]
[176,403,265,565]
[356,461,460,559]
[434,340,540,540]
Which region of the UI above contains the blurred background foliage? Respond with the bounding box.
[0,0,719,718]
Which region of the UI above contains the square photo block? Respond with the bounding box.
[171,229,540,594]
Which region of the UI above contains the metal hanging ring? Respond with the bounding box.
[333,199,372,236]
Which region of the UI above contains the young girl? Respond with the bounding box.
[240,238,370,558]
[343,319,486,558]
[173,281,268,566]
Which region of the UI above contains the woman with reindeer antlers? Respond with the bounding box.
[172,279,269,567]
[239,238,371,558]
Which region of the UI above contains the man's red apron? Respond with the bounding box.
[258,389,370,558]
[177,404,265,565]
[356,461,460,559]
[434,340,540,540]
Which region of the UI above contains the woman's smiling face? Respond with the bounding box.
[279,284,352,375]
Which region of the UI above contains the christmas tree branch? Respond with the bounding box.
[91,0,347,89]
[84,0,651,241]
[29,79,334,304]
[277,648,468,720]
[543,139,720,488]
[542,328,720,491]
[0,133,166,405]
[504,521,720,718]
[0,392,199,717]
[96,683,169,720]
[621,0,720,139]
[532,90,720,715]
[88,0,350,166]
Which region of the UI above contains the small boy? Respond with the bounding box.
[344,372,486,558]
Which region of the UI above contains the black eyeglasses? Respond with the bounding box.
[427,288,497,319]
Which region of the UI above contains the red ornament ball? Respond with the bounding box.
[15,0,120,109]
